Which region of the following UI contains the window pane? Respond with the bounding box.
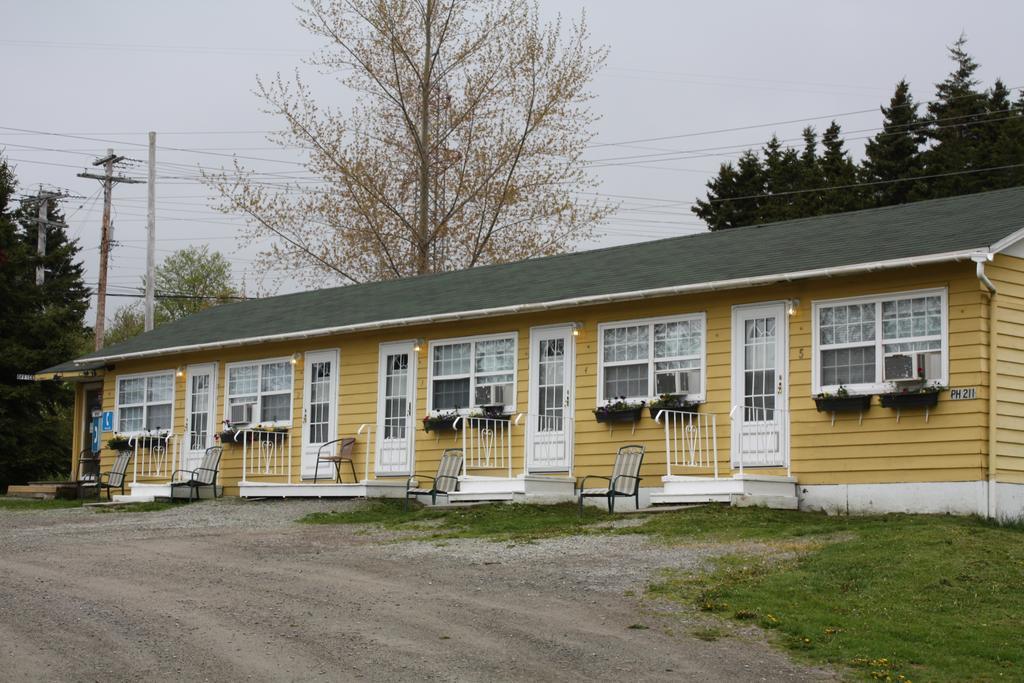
[145,403,172,431]
[261,362,292,392]
[118,406,143,433]
[146,374,173,403]
[603,325,649,362]
[654,320,701,358]
[474,338,515,373]
[603,363,648,399]
[433,343,471,377]
[821,346,875,385]
[432,378,470,410]
[819,303,876,347]
[118,377,145,406]
[654,359,701,395]
[229,365,258,396]
[260,393,291,422]
[882,295,941,342]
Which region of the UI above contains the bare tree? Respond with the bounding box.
[207,0,612,286]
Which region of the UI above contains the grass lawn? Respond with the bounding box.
[304,501,1024,680]
[0,496,84,510]
[301,499,606,540]
[634,507,1024,682]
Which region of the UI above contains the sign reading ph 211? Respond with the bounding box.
[949,387,977,401]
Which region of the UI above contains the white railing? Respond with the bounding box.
[356,423,375,481]
[515,412,575,475]
[129,433,176,484]
[655,410,718,478]
[454,415,514,477]
[358,421,414,477]
[729,404,790,475]
[237,429,293,483]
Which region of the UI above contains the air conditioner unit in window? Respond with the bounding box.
[475,384,508,408]
[884,351,942,383]
[229,402,254,426]
[656,369,700,396]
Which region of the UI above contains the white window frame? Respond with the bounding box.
[597,312,707,405]
[114,369,176,435]
[811,287,949,395]
[223,356,295,427]
[426,332,519,415]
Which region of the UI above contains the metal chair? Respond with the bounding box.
[577,444,645,514]
[170,446,223,502]
[405,449,463,510]
[96,451,132,501]
[76,448,101,499]
[313,437,357,483]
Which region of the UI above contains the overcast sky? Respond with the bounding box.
[2,1,1022,317]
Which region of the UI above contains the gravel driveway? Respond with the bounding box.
[0,499,835,681]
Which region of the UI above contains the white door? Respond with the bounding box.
[526,325,575,472]
[301,349,340,478]
[185,363,217,470]
[731,303,789,468]
[375,342,417,476]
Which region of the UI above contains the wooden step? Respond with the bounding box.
[7,482,81,500]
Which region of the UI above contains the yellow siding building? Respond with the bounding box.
[40,188,1024,519]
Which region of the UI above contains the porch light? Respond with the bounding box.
[787,299,800,316]
[571,322,583,337]
[175,366,185,378]
[290,352,302,365]
[413,338,425,353]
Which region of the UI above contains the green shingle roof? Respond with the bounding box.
[74,187,1024,364]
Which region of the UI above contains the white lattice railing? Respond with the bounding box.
[236,429,293,483]
[729,404,790,474]
[655,410,718,479]
[129,433,176,483]
[454,416,514,477]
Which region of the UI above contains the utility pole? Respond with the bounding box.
[78,149,143,351]
[145,131,156,331]
[21,189,69,286]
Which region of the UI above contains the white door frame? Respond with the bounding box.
[301,348,340,479]
[375,341,417,476]
[525,324,576,473]
[185,363,218,469]
[730,302,790,469]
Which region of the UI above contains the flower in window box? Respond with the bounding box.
[593,397,645,423]
[648,393,699,418]
[422,410,461,433]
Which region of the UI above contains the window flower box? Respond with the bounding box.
[879,390,940,410]
[594,398,645,424]
[474,405,511,421]
[217,424,288,445]
[106,434,132,452]
[648,394,699,419]
[423,411,461,434]
[813,395,872,413]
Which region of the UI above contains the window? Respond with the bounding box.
[598,314,706,402]
[814,288,947,393]
[116,371,174,433]
[429,334,516,412]
[226,359,294,424]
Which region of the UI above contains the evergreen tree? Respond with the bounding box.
[0,156,91,491]
[795,126,823,216]
[918,34,989,198]
[860,80,926,206]
[818,121,862,213]
[980,79,1024,189]
[692,150,766,230]
[762,135,804,221]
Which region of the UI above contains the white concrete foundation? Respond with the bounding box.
[994,482,1024,522]
[797,480,990,516]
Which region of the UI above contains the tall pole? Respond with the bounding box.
[35,191,47,286]
[95,149,115,350]
[145,132,156,331]
[79,149,144,351]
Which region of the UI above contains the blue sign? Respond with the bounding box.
[101,411,114,432]
[91,416,101,452]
